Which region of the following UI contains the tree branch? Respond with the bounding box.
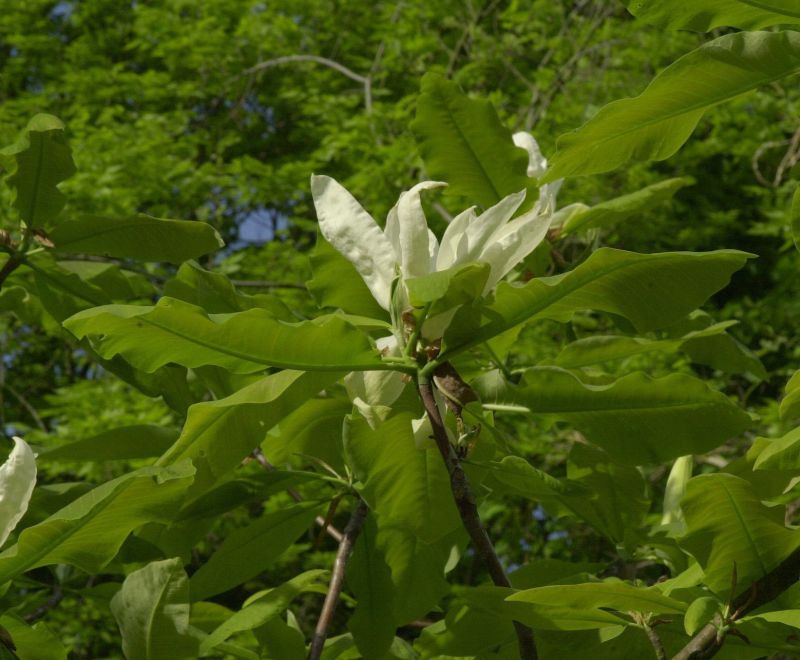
[674,546,800,659]
[308,499,369,660]
[243,54,373,113]
[417,376,538,660]
[0,254,23,290]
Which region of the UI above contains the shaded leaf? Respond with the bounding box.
[50,214,223,264]
[560,177,693,235]
[110,558,197,660]
[160,370,339,499]
[199,570,327,653]
[0,114,76,229]
[478,367,750,464]
[412,73,533,208]
[39,424,178,462]
[507,581,686,630]
[189,501,322,601]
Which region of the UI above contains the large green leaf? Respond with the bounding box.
[477,367,750,464]
[680,473,800,596]
[545,31,800,180]
[442,248,750,358]
[506,581,686,630]
[781,369,800,420]
[553,324,766,379]
[199,570,328,654]
[160,370,339,498]
[65,296,386,373]
[110,558,198,660]
[0,614,66,660]
[189,501,322,601]
[753,426,800,471]
[50,214,223,263]
[411,73,532,209]
[38,424,178,461]
[0,462,195,582]
[164,261,293,319]
[0,114,76,229]
[560,177,693,235]
[344,413,461,543]
[347,516,396,660]
[626,0,800,30]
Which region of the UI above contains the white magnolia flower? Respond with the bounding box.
[310,131,560,322]
[0,437,36,548]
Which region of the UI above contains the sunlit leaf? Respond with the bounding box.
[443,248,750,358]
[0,462,195,582]
[626,0,800,31]
[65,297,386,373]
[680,473,800,596]
[545,32,800,179]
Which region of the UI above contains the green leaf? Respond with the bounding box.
[189,501,323,601]
[199,570,328,653]
[683,596,719,635]
[405,262,490,312]
[553,321,765,380]
[0,461,195,582]
[160,370,339,499]
[0,114,76,229]
[411,73,532,209]
[560,177,694,235]
[110,558,198,660]
[478,367,750,464]
[626,0,800,31]
[483,455,589,506]
[50,214,223,263]
[0,614,66,660]
[344,413,461,542]
[38,424,178,461]
[347,516,396,660]
[781,370,800,420]
[563,444,649,546]
[680,473,800,596]
[64,297,386,373]
[507,581,686,630]
[164,261,293,319]
[753,426,800,471]
[442,248,751,358]
[545,31,800,180]
[416,586,518,658]
[307,233,388,320]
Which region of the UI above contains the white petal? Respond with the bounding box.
[0,437,36,548]
[513,131,548,179]
[463,190,526,263]
[480,208,553,292]
[437,206,476,270]
[412,416,435,450]
[534,179,563,215]
[386,181,446,279]
[344,369,406,409]
[311,175,397,310]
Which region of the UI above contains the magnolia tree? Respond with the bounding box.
[1,3,800,660]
